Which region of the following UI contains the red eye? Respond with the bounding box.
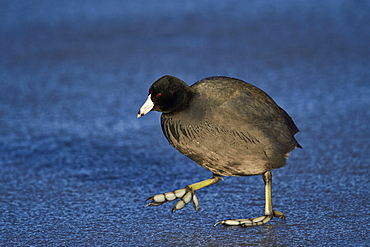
[156,93,162,97]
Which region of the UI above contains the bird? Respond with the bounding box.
[137,75,301,227]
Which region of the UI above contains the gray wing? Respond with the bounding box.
[220,83,301,152]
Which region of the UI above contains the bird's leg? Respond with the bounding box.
[214,170,285,227]
[146,175,222,212]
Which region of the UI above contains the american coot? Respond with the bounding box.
[137,75,301,227]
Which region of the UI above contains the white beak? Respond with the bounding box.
[137,94,154,118]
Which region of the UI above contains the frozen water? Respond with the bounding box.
[1,0,369,246]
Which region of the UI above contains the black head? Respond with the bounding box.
[137,75,193,117]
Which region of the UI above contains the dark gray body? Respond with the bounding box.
[161,76,300,176]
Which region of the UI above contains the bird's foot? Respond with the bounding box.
[214,210,285,227]
[146,186,200,212]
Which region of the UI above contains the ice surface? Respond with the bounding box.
[1,0,369,246]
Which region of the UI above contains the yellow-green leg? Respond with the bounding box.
[146,175,222,212]
[214,170,285,227]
